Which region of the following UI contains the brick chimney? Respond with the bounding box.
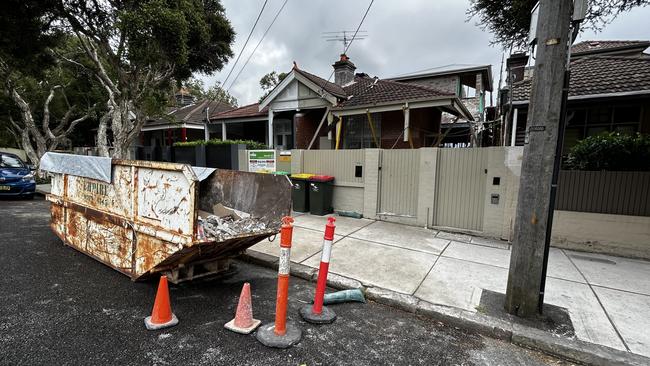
[506,53,529,84]
[333,54,356,86]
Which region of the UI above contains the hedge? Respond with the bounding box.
[565,132,650,171]
[173,139,267,150]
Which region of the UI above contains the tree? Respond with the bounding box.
[259,71,287,101]
[58,0,235,158]
[468,0,650,47]
[182,78,237,106]
[0,1,97,167]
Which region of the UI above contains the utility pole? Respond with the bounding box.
[504,0,573,317]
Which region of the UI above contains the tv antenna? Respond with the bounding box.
[322,30,368,53]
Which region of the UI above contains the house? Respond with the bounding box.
[210,55,475,150]
[501,40,650,149]
[387,64,493,147]
[139,90,232,148]
[207,103,269,143]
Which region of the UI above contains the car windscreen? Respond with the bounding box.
[0,154,26,168]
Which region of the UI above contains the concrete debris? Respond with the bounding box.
[199,214,268,241]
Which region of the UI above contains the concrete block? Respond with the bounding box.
[326,273,364,290]
[366,287,419,313]
[415,300,513,341]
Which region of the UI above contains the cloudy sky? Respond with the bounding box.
[198,0,650,106]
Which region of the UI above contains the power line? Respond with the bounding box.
[316,0,374,95]
[226,0,289,92]
[220,0,269,88]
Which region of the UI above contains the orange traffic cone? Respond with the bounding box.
[144,276,179,330]
[224,282,261,334]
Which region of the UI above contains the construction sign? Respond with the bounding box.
[248,150,276,173]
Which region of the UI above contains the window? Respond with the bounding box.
[564,104,641,146]
[0,154,25,168]
[343,113,381,149]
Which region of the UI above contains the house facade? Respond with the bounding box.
[210,55,474,150]
[387,64,493,147]
[501,40,650,150]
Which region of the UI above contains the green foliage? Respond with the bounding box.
[112,0,235,80]
[181,78,237,106]
[565,132,650,171]
[0,0,62,77]
[174,139,267,150]
[467,0,650,47]
[259,71,288,102]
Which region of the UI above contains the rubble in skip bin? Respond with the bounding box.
[198,204,269,240]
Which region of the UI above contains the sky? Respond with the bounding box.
[197,0,650,107]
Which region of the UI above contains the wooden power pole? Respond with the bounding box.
[504,0,573,317]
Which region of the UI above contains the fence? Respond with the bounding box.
[282,147,650,259]
[134,144,244,170]
[556,171,650,216]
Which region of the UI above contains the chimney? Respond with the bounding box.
[506,52,529,84]
[333,54,356,86]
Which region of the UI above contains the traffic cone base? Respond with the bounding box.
[224,317,261,334]
[144,313,179,330]
[299,304,336,324]
[255,321,302,348]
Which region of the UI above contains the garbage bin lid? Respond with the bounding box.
[309,175,335,182]
[273,171,290,175]
[290,173,315,179]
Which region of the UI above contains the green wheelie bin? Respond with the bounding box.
[308,175,335,216]
[290,173,314,212]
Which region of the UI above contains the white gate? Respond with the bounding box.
[434,148,487,231]
[377,150,420,217]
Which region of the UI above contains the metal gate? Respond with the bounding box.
[434,148,487,231]
[378,150,420,217]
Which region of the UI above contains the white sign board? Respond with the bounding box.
[528,2,540,45]
[248,150,276,173]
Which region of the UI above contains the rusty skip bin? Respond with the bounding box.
[40,153,291,283]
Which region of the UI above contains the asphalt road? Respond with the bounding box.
[0,197,570,365]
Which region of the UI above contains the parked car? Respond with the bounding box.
[0,152,36,198]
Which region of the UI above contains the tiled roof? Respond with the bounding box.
[336,76,453,108]
[211,103,268,120]
[294,68,347,98]
[145,99,233,126]
[571,40,650,56]
[511,56,650,102]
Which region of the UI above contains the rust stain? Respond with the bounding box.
[531,213,538,225]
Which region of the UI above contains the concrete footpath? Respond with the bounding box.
[247,212,650,364]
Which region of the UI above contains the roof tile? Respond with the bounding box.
[511,56,650,102]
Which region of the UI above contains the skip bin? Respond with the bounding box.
[308,175,335,216]
[290,173,314,213]
[39,152,291,283]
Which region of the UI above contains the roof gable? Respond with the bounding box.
[258,68,341,110]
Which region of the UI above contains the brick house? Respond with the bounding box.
[501,40,650,149]
[210,55,474,150]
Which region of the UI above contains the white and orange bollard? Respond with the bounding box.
[300,217,337,324]
[256,216,302,348]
